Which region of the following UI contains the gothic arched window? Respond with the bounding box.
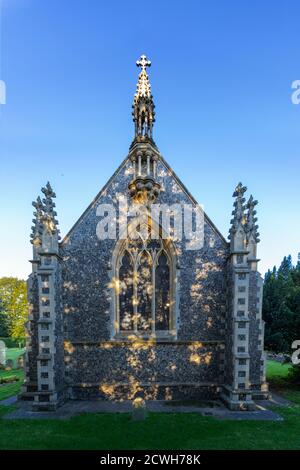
[113,230,176,337]
[155,251,170,331]
[119,251,134,331]
[136,251,152,331]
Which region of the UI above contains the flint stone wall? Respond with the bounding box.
[66,342,223,400]
[60,158,229,399]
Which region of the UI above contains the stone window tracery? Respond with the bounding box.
[113,229,176,336]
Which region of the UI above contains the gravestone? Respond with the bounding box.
[132,397,147,421]
[0,340,6,367]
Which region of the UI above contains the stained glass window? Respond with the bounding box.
[119,251,134,330]
[117,236,172,334]
[155,252,170,330]
[137,251,152,331]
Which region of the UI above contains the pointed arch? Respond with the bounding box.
[118,250,134,331]
[110,214,178,338]
[155,250,170,331]
[136,250,152,331]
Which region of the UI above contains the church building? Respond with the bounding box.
[21,56,268,411]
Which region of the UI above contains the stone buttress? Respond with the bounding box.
[21,183,65,410]
[221,183,268,410]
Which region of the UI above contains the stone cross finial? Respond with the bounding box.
[136,54,151,71]
[132,54,155,139]
[30,196,44,244]
[231,182,247,224]
[246,195,260,243]
[233,182,247,198]
[41,181,56,199]
[41,182,60,238]
[229,182,247,240]
[32,182,60,240]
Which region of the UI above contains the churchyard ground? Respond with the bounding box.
[0,348,25,401]
[0,354,299,450]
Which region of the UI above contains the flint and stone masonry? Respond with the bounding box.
[20,56,268,411]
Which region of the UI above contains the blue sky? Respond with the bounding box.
[0,0,299,279]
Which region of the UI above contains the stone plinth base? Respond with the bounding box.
[220,385,256,411]
[31,401,60,412]
[251,382,270,401]
[19,387,66,411]
[19,382,270,411]
[68,382,222,402]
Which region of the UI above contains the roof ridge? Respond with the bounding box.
[60,153,228,247]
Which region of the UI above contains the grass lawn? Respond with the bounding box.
[267,359,300,404]
[0,402,300,450]
[0,357,299,450]
[0,369,24,401]
[267,359,292,380]
[0,348,25,400]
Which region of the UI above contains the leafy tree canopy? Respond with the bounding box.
[0,277,28,340]
[262,253,300,382]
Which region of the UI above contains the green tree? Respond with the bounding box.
[0,299,10,337]
[278,255,293,280]
[296,252,300,270]
[263,254,300,354]
[0,277,28,340]
[289,256,300,383]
